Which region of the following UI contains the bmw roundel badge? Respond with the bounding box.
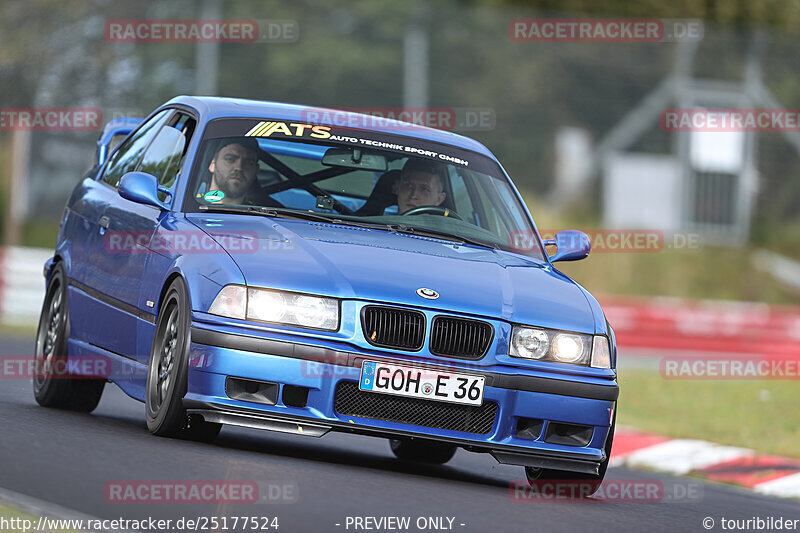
[416,288,439,300]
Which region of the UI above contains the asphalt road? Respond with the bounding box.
[1,333,798,533]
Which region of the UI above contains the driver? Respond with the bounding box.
[394,158,447,214]
[200,137,261,205]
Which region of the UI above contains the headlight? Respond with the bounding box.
[209,285,339,331]
[247,289,287,323]
[510,328,549,359]
[552,333,586,363]
[510,326,609,367]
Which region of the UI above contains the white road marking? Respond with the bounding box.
[754,472,800,498]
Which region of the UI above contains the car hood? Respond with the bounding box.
[187,214,596,333]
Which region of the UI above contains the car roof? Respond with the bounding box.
[165,95,497,160]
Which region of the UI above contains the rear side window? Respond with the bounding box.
[138,113,196,201]
[101,110,171,188]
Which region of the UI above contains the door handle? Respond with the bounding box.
[98,215,110,235]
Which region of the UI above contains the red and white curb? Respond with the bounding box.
[612,427,800,499]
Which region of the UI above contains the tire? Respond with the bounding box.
[389,438,457,464]
[145,278,221,442]
[33,263,105,411]
[525,413,616,498]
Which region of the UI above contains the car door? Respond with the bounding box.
[68,110,171,351]
[93,111,197,359]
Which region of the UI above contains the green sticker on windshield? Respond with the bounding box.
[204,190,225,203]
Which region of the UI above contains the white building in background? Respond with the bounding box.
[561,35,797,246]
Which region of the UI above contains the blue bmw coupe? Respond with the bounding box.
[34,96,617,494]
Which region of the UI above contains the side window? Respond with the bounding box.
[138,113,196,201]
[101,110,171,188]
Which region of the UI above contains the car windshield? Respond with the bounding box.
[183,118,545,260]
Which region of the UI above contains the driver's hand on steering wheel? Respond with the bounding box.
[401,205,462,220]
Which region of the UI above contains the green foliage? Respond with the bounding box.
[22,220,59,249]
[480,0,800,31]
[560,245,800,304]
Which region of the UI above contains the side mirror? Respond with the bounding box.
[543,230,591,262]
[96,117,143,166]
[119,172,170,210]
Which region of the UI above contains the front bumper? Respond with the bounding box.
[185,325,618,475]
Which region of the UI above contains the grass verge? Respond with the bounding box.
[0,323,37,339]
[0,504,81,533]
[523,196,800,305]
[0,503,36,524]
[617,369,800,459]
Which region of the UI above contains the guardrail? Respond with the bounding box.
[600,295,800,357]
[0,246,51,327]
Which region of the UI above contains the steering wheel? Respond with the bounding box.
[402,205,463,220]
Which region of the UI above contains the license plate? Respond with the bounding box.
[359,361,485,406]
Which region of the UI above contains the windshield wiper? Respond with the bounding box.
[198,204,338,222]
[386,224,497,249]
[198,204,383,228]
[197,206,498,248]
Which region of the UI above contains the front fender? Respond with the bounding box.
[139,222,247,318]
[135,216,246,365]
